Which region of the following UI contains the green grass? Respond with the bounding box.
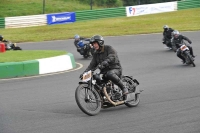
[0,8,200,43]
[0,0,102,17]
[0,50,67,63]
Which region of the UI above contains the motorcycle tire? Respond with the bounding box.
[187,53,196,67]
[75,84,102,116]
[125,94,140,107]
[121,76,140,107]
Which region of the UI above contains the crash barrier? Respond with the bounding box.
[0,18,5,28]
[0,0,199,29]
[5,14,46,28]
[0,53,76,79]
[0,43,6,53]
[178,0,200,10]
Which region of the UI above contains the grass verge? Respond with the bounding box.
[0,50,67,63]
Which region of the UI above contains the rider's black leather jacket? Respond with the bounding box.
[171,35,192,49]
[163,28,174,41]
[84,45,122,73]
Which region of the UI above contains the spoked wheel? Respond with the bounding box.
[75,84,102,116]
[122,76,140,107]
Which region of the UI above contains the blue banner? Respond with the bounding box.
[47,12,76,25]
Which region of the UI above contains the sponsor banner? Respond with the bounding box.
[47,12,75,25]
[126,2,176,17]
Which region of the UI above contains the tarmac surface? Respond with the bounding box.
[0,31,200,133]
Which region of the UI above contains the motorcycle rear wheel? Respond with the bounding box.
[75,84,102,116]
[125,94,140,107]
[121,76,140,107]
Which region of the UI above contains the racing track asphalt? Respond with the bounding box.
[0,31,200,133]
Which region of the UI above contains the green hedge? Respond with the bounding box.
[178,0,200,10]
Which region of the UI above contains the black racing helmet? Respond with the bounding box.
[0,35,3,41]
[90,35,104,47]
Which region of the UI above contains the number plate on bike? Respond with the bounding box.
[180,45,189,51]
[82,70,92,82]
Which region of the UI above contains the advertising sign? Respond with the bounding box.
[126,2,176,17]
[47,12,76,25]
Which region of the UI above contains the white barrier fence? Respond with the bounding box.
[5,14,47,29]
[126,2,177,17]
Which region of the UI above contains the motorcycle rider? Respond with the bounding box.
[0,35,22,50]
[162,25,174,49]
[74,34,92,55]
[74,34,90,48]
[171,30,195,64]
[80,35,128,96]
[0,35,12,50]
[0,35,8,42]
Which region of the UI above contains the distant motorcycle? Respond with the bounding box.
[76,41,94,58]
[178,44,195,67]
[4,41,22,51]
[75,65,142,116]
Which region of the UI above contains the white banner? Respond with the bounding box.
[5,14,47,29]
[126,2,177,17]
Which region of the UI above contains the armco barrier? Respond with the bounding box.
[76,7,126,21]
[178,0,200,10]
[5,14,46,29]
[0,18,5,28]
[0,53,76,79]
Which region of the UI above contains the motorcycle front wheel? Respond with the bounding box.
[75,84,102,116]
[187,54,196,67]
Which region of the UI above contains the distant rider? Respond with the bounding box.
[162,25,174,48]
[171,30,195,64]
[0,35,12,50]
[74,34,92,55]
[74,34,90,49]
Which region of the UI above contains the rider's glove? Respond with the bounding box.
[101,61,109,67]
[98,64,105,70]
[98,61,109,70]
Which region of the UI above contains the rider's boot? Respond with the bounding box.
[107,72,129,95]
[116,80,129,95]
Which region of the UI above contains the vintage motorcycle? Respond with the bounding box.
[75,66,142,116]
[76,41,94,58]
[178,44,195,67]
